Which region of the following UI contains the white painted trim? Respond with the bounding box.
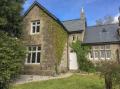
[30,21,40,35]
[26,46,41,64]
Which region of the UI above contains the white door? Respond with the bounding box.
[69,52,78,70]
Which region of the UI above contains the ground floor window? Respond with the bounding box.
[26,45,41,64]
[89,45,111,60]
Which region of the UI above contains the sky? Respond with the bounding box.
[23,0,120,26]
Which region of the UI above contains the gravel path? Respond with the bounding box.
[14,73,73,84]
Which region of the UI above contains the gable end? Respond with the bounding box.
[23,1,69,33]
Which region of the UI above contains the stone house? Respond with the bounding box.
[22,1,120,75]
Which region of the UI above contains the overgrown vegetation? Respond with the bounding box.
[71,41,95,72]
[0,32,26,89]
[97,60,120,89]
[40,12,68,68]
[0,0,26,89]
[48,20,68,73]
[50,21,68,64]
[0,0,26,37]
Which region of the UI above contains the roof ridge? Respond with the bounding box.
[87,23,118,28]
[62,18,80,22]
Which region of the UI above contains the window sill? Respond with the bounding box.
[25,63,40,65]
[89,58,111,60]
[30,33,40,35]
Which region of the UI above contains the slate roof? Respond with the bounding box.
[62,19,84,32]
[83,24,120,44]
[62,18,120,44]
[24,1,120,44]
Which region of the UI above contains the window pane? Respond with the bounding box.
[27,53,31,63]
[94,50,99,58]
[37,21,40,24]
[32,46,36,51]
[36,26,40,32]
[32,22,36,25]
[100,50,105,58]
[28,47,31,51]
[38,46,41,50]
[32,52,36,63]
[37,52,40,63]
[106,50,111,58]
[32,26,35,33]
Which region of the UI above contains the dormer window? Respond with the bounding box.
[31,20,40,34]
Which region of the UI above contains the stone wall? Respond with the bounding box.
[22,5,68,75]
[58,42,68,73]
[110,44,120,60]
[69,33,83,44]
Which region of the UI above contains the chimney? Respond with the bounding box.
[118,7,120,36]
[80,7,87,41]
[80,7,87,28]
[118,7,120,26]
[80,7,86,20]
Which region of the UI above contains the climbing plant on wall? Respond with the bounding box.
[41,11,68,65]
[51,21,68,64]
[71,41,95,72]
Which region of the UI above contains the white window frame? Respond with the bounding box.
[25,46,41,64]
[100,50,106,59]
[105,50,111,59]
[100,45,111,60]
[94,50,99,59]
[31,20,40,35]
[89,45,111,60]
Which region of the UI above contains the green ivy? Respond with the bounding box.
[41,12,68,65]
[49,20,67,64]
[0,31,26,89]
[71,41,95,72]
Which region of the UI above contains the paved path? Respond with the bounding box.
[14,73,73,84]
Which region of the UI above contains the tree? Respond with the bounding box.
[0,1,26,88]
[96,16,114,25]
[0,0,26,37]
[97,60,120,89]
[71,41,95,72]
[0,31,26,89]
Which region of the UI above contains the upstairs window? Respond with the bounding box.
[26,46,41,64]
[31,21,40,34]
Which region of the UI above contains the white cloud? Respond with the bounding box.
[113,14,119,23]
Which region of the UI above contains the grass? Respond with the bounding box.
[12,74,104,89]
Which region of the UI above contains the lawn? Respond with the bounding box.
[12,74,104,89]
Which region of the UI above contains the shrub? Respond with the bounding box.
[97,60,120,89]
[71,41,95,72]
[0,31,26,89]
